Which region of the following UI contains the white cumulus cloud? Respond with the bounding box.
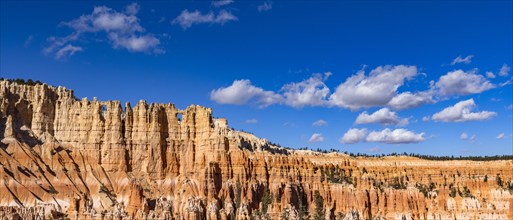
[355,108,408,126]
[210,79,282,107]
[387,91,435,110]
[329,65,418,111]
[211,64,507,111]
[44,3,162,59]
[435,70,495,96]
[366,128,425,144]
[431,99,497,122]
[340,128,368,144]
[281,72,331,108]
[341,128,425,144]
[496,133,505,139]
[308,133,325,143]
[211,72,333,108]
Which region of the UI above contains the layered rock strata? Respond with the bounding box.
[0,80,512,219]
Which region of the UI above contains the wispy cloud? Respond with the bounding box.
[24,35,34,48]
[44,3,163,59]
[460,132,476,143]
[212,0,234,7]
[312,119,327,127]
[369,147,381,152]
[173,9,237,29]
[257,1,273,12]
[125,2,140,14]
[55,44,83,60]
[451,55,474,65]
[245,119,258,124]
[283,122,295,127]
[499,64,510,77]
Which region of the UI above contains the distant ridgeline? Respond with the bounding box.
[298,147,513,161]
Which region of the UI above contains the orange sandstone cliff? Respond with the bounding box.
[0,80,512,220]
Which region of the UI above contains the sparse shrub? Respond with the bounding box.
[506,181,513,193]
[416,183,428,197]
[99,185,109,194]
[496,174,503,187]
[298,204,309,220]
[449,184,457,198]
[459,186,473,198]
[261,189,273,214]
[235,182,242,209]
[313,191,325,220]
[391,176,406,189]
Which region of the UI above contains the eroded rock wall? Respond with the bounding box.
[1,80,512,220]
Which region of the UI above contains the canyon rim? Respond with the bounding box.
[0,80,512,219]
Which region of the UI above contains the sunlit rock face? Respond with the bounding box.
[1,80,512,220]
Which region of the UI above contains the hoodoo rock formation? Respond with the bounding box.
[0,80,512,219]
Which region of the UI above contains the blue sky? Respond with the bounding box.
[1,0,512,156]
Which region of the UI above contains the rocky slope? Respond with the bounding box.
[0,80,512,220]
